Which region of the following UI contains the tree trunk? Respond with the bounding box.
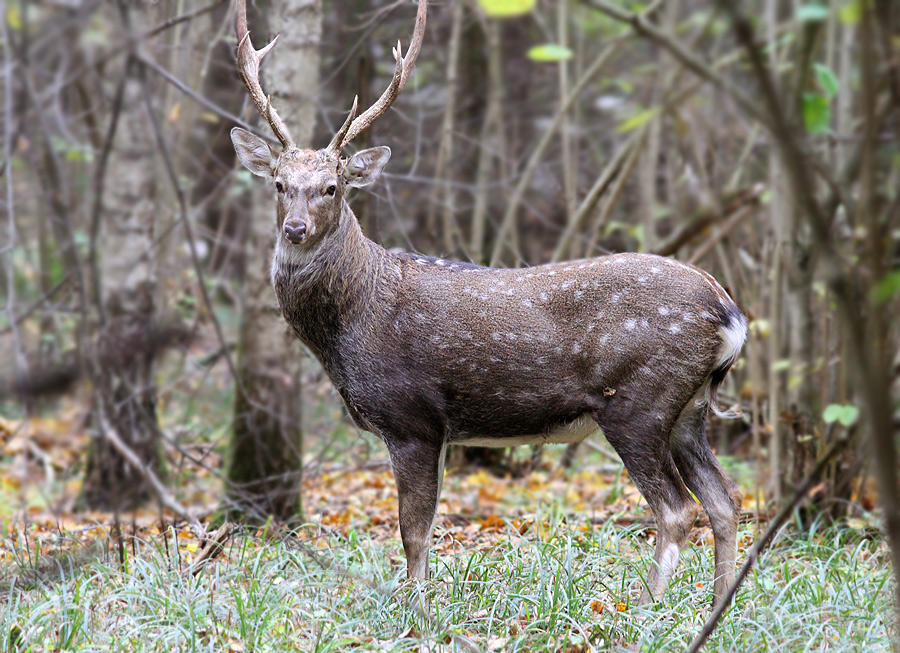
[80,50,163,511]
[226,0,322,523]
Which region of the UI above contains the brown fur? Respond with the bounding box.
[234,138,748,608]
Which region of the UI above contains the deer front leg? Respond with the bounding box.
[388,440,446,578]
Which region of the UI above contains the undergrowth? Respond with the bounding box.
[1,514,893,652]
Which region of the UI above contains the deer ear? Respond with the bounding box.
[231,127,277,177]
[343,146,391,188]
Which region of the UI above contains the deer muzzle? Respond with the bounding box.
[283,219,308,244]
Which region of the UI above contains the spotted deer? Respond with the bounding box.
[230,0,747,608]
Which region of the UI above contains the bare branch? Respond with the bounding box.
[687,437,848,652]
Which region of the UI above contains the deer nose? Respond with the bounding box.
[283,221,307,244]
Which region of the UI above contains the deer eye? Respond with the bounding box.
[326,185,336,196]
[275,181,284,193]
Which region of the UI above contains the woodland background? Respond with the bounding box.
[1,0,898,650]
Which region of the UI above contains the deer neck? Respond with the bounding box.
[270,201,387,362]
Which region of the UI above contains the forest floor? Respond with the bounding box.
[0,361,895,651]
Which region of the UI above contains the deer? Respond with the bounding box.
[230,0,747,609]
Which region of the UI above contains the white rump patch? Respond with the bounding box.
[716,316,748,370]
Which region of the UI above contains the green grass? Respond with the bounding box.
[1,516,893,652]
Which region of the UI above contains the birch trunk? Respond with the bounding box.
[226,0,321,522]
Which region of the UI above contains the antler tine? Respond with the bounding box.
[326,96,359,153]
[235,0,294,149]
[334,0,427,152]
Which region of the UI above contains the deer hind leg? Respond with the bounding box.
[668,396,742,608]
[388,439,446,579]
[594,413,699,605]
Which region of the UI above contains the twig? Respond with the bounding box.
[582,0,773,132]
[139,55,269,142]
[653,186,763,258]
[687,437,848,653]
[489,35,625,266]
[184,522,233,577]
[134,55,240,388]
[687,204,757,266]
[97,413,201,533]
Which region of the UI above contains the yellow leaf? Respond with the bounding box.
[7,7,22,31]
[617,107,659,133]
[478,0,536,18]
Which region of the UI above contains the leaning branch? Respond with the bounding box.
[583,0,774,131]
[687,437,848,653]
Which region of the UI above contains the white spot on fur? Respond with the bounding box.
[540,292,549,302]
[668,323,682,334]
[638,276,647,284]
[562,280,575,290]
[572,342,583,354]
[522,299,533,308]
[599,334,611,345]
[415,258,427,265]
[548,270,557,276]
[436,259,446,266]
[491,332,502,341]
[506,333,518,341]
[624,318,636,331]
[651,266,661,274]
[574,291,584,301]
[658,306,670,316]
[684,313,698,323]
[611,293,621,303]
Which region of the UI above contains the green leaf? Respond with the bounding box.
[814,63,839,99]
[796,4,831,21]
[527,44,574,62]
[823,404,859,427]
[802,93,831,134]
[838,1,861,24]
[616,107,659,133]
[823,404,842,424]
[838,405,859,427]
[772,359,792,373]
[478,0,536,18]
[871,270,900,305]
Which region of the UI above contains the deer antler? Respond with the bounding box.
[327,0,427,154]
[235,0,294,149]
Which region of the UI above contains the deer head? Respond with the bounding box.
[230,0,427,248]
